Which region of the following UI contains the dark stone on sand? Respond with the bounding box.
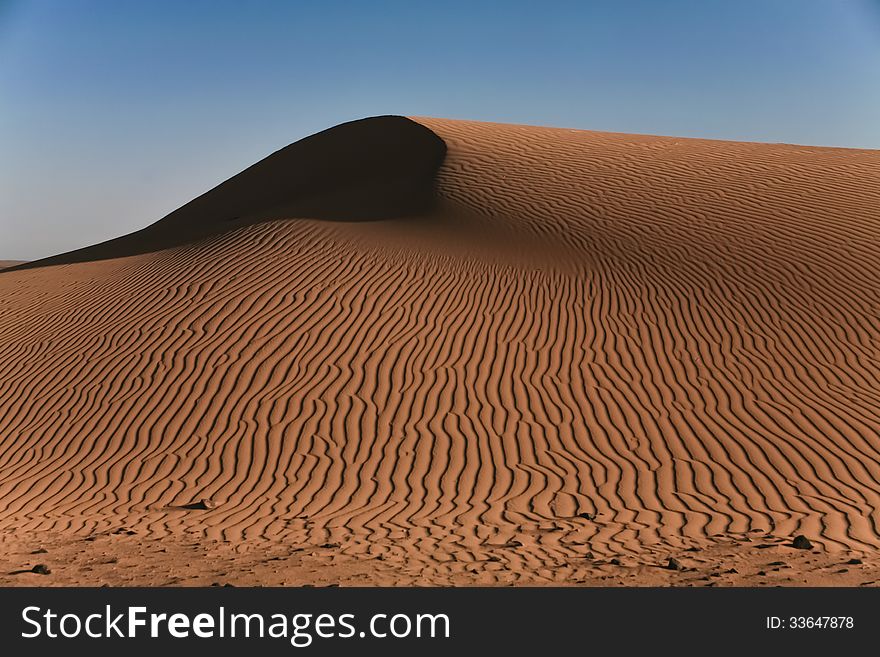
[757,570,767,576]
[31,564,51,575]
[666,557,684,571]
[31,548,47,554]
[609,558,622,566]
[847,558,863,565]
[576,512,596,520]
[725,568,738,574]
[791,535,813,550]
[583,551,595,559]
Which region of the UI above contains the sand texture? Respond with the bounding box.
[1,116,880,585]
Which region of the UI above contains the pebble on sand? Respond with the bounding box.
[791,535,813,550]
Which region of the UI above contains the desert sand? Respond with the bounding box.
[1,116,880,586]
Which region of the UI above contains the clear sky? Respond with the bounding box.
[2,0,879,260]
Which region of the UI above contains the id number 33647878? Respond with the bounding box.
[766,616,854,629]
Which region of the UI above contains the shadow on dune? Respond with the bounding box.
[5,115,447,272]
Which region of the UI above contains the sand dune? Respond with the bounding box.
[1,116,880,585]
[4,116,445,270]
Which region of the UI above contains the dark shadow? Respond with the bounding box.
[9,564,51,575]
[4,115,447,272]
[176,499,216,510]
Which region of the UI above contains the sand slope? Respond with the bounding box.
[1,116,880,585]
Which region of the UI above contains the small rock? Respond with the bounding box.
[666,557,684,571]
[31,548,48,554]
[583,551,595,559]
[111,527,136,535]
[768,561,787,566]
[757,570,767,576]
[609,558,622,566]
[791,535,813,550]
[847,558,863,565]
[31,564,51,575]
[576,512,596,520]
[319,542,341,549]
[725,568,738,574]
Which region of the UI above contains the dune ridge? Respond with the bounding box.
[1,116,880,585]
[5,116,445,271]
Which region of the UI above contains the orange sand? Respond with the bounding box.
[1,116,879,585]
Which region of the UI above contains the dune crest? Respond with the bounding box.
[6,116,446,271]
[1,117,880,585]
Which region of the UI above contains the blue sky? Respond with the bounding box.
[2,0,879,260]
